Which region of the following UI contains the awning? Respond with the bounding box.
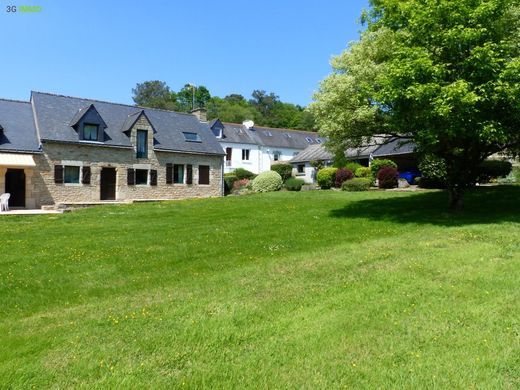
[0,152,36,167]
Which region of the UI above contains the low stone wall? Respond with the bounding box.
[32,143,223,207]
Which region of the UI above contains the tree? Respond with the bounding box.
[132,81,177,110]
[310,0,520,209]
[175,84,212,112]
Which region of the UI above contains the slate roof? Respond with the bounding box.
[0,99,41,153]
[217,121,323,149]
[372,137,415,157]
[345,136,388,159]
[289,144,333,164]
[31,92,224,155]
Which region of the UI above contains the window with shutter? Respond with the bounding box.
[174,164,184,184]
[198,165,210,185]
[82,166,91,184]
[186,165,193,184]
[127,168,135,185]
[150,169,157,186]
[166,163,173,184]
[54,165,64,184]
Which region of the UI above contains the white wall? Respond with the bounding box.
[220,143,306,175]
[220,142,262,174]
[292,163,316,184]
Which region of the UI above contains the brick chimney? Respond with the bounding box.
[190,108,207,122]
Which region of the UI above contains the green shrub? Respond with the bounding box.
[355,167,371,178]
[316,167,338,189]
[233,168,256,180]
[342,178,371,191]
[370,159,397,178]
[251,171,283,192]
[477,160,513,182]
[224,175,238,195]
[285,178,305,191]
[418,155,447,188]
[270,163,293,182]
[344,162,363,173]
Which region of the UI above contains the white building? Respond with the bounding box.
[208,119,323,174]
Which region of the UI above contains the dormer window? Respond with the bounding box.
[136,130,148,158]
[83,124,99,141]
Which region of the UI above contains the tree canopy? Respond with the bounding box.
[132,82,315,131]
[310,0,520,208]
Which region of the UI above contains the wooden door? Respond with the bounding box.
[5,169,25,207]
[100,168,116,200]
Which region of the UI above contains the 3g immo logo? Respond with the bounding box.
[6,5,42,13]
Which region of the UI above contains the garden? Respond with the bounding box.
[1,187,520,388]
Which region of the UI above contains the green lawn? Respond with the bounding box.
[1,187,520,389]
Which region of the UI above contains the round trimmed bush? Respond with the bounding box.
[335,168,354,188]
[342,178,371,191]
[355,167,371,178]
[478,160,513,182]
[377,166,398,189]
[316,167,338,189]
[370,159,397,178]
[284,178,305,191]
[270,163,293,182]
[233,168,256,180]
[251,171,283,193]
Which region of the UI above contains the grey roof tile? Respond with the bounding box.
[0,99,40,153]
[31,91,224,155]
[289,144,333,163]
[372,137,415,157]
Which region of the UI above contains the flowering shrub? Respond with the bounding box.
[335,168,354,188]
[251,171,283,192]
[233,178,250,191]
[316,167,338,189]
[377,166,398,189]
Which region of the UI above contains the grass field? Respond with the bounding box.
[1,187,520,388]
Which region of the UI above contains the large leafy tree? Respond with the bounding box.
[132,81,177,110]
[310,0,520,208]
[175,84,211,112]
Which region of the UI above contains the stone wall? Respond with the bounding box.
[31,113,223,207]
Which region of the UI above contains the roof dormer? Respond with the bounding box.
[209,118,224,138]
[69,104,107,142]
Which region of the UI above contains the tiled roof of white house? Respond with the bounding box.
[290,144,333,164]
[0,99,41,153]
[291,136,416,163]
[211,119,323,149]
[30,91,225,155]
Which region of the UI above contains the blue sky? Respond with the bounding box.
[1,0,368,106]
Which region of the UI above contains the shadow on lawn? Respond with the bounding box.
[330,185,520,226]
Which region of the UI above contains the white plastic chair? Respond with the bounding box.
[0,193,10,212]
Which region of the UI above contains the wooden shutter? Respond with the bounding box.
[82,166,91,184]
[150,169,157,186]
[166,163,173,184]
[186,164,193,184]
[54,165,64,184]
[127,168,135,185]
[198,165,210,185]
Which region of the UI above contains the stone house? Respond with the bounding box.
[0,92,225,209]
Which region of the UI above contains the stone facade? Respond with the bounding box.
[30,113,223,207]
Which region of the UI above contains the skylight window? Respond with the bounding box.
[305,137,313,143]
[284,133,292,138]
[263,131,272,137]
[315,138,322,144]
[183,132,202,142]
